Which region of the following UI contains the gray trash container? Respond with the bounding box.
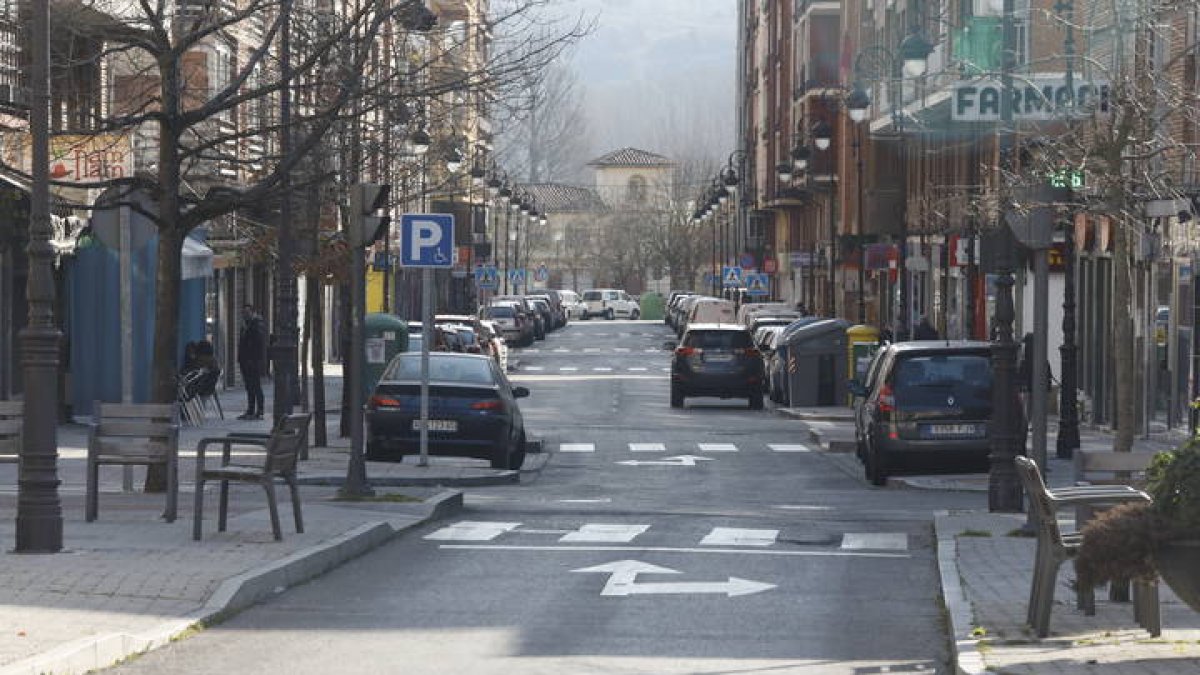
[770,317,824,405]
[785,319,851,407]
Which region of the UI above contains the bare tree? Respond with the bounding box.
[495,60,592,183]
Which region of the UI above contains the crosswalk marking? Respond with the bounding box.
[628,367,648,372]
[697,443,738,453]
[559,367,579,372]
[769,444,811,453]
[614,347,631,352]
[524,366,544,371]
[553,348,569,353]
[629,442,666,452]
[583,348,601,353]
[523,349,540,353]
[700,527,779,547]
[560,523,649,543]
[593,367,613,372]
[559,443,595,453]
[424,521,520,542]
[644,348,659,353]
[840,533,908,551]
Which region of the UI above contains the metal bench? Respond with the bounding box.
[86,402,180,522]
[0,400,22,464]
[1014,455,1159,637]
[192,413,311,541]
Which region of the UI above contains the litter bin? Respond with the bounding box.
[769,317,825,405]
[847,324,881,391]
[639,292,665,321]
[785,319,851,407]
[364,313,409,400]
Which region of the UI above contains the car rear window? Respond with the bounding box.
[892,354,991,408]
[384,356,495,384]
[582,291,602,301]
[685,331,752,350]
[484,306,514,318]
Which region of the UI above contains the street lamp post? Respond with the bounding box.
[16,0,63,552]
[1054,0,1081,458]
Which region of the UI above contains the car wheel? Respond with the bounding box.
[749,392,764,410]
[507,434,527,470]
[605,308,615,320]
[866,441,888,486]
[630,309,640,320]
[670,385,684,408]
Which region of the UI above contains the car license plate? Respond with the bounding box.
[412,419,457,432]
[705,353,733,363]
[922,423,979,438]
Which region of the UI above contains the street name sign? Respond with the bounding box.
[399,214,454,268]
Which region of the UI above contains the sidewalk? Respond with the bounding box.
[779,404,1200,672]
[0,370,528,675]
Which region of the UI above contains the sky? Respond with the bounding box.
[554,0,738,165]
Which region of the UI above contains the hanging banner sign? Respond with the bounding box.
[951,77,1110,122]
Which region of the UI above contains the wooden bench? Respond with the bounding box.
[0,400,21,464]
[86,402,180,522]
[193,413,311,541]
[1014,456,1159,637]
[1073,449,1160,529]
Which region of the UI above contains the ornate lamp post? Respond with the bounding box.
[846,85,871,324]
[1054,0,1081,458]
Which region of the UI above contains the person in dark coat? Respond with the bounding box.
[914,315,939,340]
[237,304,266,420]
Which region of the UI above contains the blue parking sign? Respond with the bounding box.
[399,214,454,268]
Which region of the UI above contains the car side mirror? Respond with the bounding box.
[848,380,867,397]
[663,340,677,351]
[512,386,530,398]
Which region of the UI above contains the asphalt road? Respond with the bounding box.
[108,320,980,675]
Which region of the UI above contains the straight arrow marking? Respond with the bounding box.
[616,455,713,467]
[573,559,775,597]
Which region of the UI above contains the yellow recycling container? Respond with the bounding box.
[847,324,881,401]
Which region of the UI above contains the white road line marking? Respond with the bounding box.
[424,521,520,542]
[583,348,601,353]
[613,347,631,352]
[557,498,613,504]
[700,527,780,547]
[553,348,569,353]
[697,443,738,453]
[628,442,666,452]
[438,544,910,559]
[560,523,650,543]
[559,443,595,453]
[628,367,648,372]
[660,367,671,372]
[523,349,541,353]
[559,367,579,372]
[593,367,613,372]
[524,366,544,371]
[774,505,834,511]
[644,348,658,353]
[769,444,811,453]
[840,533,909,551]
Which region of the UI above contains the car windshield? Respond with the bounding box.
[892,354,991,408]
[685,331,752,350]
[582,291,601,301]
[383,355,495,384]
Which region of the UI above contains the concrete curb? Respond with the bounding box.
[0,490,464,675]
[933,511,987,675]
[297,472,519,487]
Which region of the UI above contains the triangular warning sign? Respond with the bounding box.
[748,275,765,292]
[724,267,741,285]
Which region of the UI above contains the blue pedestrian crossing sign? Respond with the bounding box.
[474,264,499,290]
[534,264,550,283]
[399,214,454,268]
[508,268,526,286]
[722,266,744,289]
[745,272,769,297]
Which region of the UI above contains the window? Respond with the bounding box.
[626,175,647,204]
[685,331,753,350]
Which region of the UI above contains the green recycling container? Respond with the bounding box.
[639,292,665,321]
[363,313,409,400]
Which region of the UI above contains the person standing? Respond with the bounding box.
[237,304,266,420]
[914,315,939,340]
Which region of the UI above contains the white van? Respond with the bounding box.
[581,289,640,320]
[687,298,737,325]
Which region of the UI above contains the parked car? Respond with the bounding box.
[529,297,555,335]
[581,289,640,320]
[365,352,529,470]
[673,295,708,336]
[665,292,694,329]
[528,291,567,329]
[850,341,994,486]
[686,298,736,326]
[480,302,533,347]
[765,317,825,404]
[736,302,792,326]
[668,323,765,409]
[479,320,509,372]
[851,343,895,464]
[747,312,802,335]
[494,295,545,340]
[558,290,586,320]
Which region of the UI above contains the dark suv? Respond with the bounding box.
[669,324,765,409]
[850,341,993,486]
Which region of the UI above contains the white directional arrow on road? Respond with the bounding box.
[573,559,775,597]
[615,455,713,467]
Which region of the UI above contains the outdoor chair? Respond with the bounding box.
[86,402,180,522]
[193,412,311,541]
[177,371,205,426]
[192,367,224,420]
[0,400,23,465]
[1014,455,1160,638]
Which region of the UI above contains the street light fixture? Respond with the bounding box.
[792,144,811,172]
[812,121,833,151]
[776,162,794,184]
[446,147,462,174]
[847,85,871,123]
[410,128,431,156]
[899,31,934,78]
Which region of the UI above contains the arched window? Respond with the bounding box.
[626,175,647,204]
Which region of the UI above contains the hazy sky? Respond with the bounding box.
[555,0,738,164]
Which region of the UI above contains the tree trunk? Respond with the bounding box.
[1112,212,1136,452]
[338,280,351,438]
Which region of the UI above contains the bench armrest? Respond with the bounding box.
[1047,490,1151,508]
[195,435,269,468]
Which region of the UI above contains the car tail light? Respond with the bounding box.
[471,399,505,411]
[675,347,699,357]
[877,383,895,413]
[370,395,401,409]
[742,348,760,358]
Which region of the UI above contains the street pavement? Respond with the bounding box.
[0,354,1197,673]
[782,406,1200,674]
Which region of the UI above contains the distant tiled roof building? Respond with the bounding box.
[586,147,675,169]
[519,183,607,213]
